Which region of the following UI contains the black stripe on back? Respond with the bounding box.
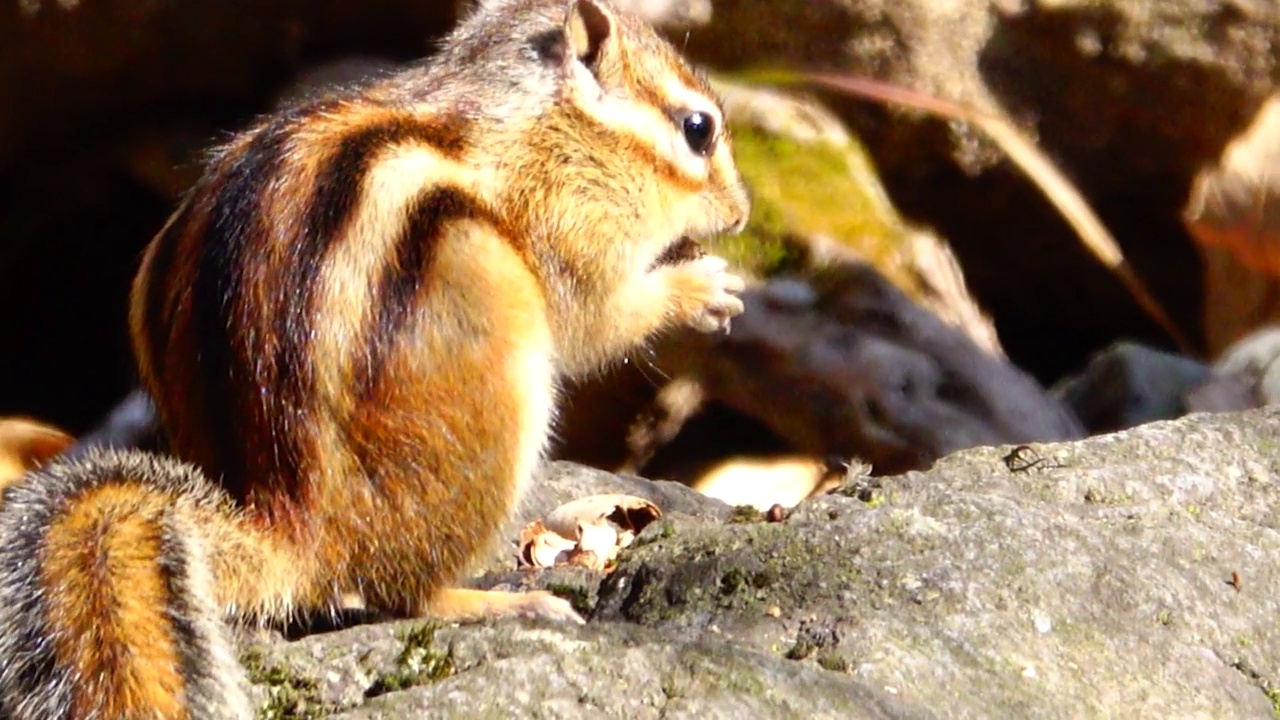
[356,186,494,399]
[298,113,470,262]
[280,114,475,377]
[192,114,300,492]
[189,107,471,503]
[283,115,472,403]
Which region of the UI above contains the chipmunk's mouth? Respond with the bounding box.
[648,236,705,271]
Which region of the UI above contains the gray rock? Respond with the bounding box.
[522,461,737,526]
[60,388,161,460]
[1051,340,1213,433]
[1215,325,1280,406]
[267,622,917,719]
[241,407,1280,718]
[640,265,1085,479]
[1184,371,1263,416]
[1049,336,1280,434]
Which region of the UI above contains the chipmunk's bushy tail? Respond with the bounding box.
[0,448,253,720]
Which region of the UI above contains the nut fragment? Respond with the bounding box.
[518,520,578,568]
[519,494,664,571]
[545,494,663,546]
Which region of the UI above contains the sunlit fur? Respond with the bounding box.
[0,417,73,490]
[0,450,253,719]
[0,0,749,716]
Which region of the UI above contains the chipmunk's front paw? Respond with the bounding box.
[667,255,745,333]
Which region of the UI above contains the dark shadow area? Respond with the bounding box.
[0,3,462,432]
[804,4,1268,384]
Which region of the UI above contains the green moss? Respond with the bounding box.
[241,649,329,720]
[836,479,884,507]
[1259,433,1280,453]
[545,581,592,617]
[728,505,767,524]
[614,524,880,631]
[365,622,455,698]
[719,567,750,596]
[687,653,769,698]
[716,122,912,286]
[630,520,677,548]
[717,567,776,600]
[816,653,851,673]
[784,637,817,661]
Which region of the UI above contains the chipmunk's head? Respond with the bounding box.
[464,0,750,276]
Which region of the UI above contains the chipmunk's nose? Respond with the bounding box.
[727,214,748,235]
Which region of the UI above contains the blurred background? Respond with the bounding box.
[3,0,1278,508]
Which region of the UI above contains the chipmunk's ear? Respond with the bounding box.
[563,0,620,83]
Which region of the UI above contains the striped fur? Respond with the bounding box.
[0,449,252,719]
[2,0,750,716]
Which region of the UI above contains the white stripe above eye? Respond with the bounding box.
[660,75,722,131]
[567,64,712,183]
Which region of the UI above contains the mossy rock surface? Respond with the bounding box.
[706,77,925,295]
[241,409,1280,717]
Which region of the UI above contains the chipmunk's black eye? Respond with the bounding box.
[680,111,716,156]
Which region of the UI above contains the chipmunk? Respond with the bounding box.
[0,0,750,716]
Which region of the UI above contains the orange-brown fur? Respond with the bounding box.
[0,451,254,717]
[0,0,749,716]
[43,485,189,718]
[0,417,73,489]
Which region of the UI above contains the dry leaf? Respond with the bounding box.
[1185,95,1280,277]
[1184,95,1280,354]
[906,230,1004,358]
[0,417,74,492]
